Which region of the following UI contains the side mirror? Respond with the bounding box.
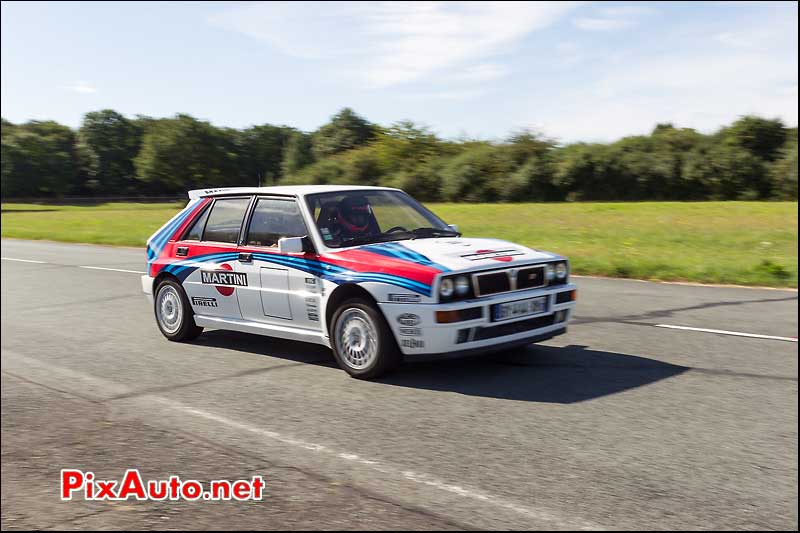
[278,236,305,254]
[448,224,459,233]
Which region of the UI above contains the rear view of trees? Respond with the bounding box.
[134,114,241,193]
[79,110,143,194]
[2,119,81,197]
[1,109,797,201]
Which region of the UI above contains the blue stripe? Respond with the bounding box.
[250,253,432,294]
[151,209,192,251]
[152,212,185,248]
[157,250,433,296]
[165,252,240,278]
[361,242,450,273]
[147,202,200,265]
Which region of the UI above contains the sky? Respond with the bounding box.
[1,1,797,143]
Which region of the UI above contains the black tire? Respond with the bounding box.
[153,279,204,342]
[330,298,401,379]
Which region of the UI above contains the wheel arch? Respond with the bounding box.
[153,271,180,294]
[324,283,382,337]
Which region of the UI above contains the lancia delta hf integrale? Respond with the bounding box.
[142,186,576,378]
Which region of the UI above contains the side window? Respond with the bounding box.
[202,197,251,243]
[183,205,211,241]
[246,198,308,247]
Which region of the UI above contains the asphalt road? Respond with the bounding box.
[1,238,797,530]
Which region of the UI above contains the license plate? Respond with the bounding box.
[491,296,547,322]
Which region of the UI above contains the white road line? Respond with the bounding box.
[161,399,600,530]
[1,257,47,264]
[78,265,145,274]
[655,324,797,343]
[2,257,144,274]
[2,351,600,530]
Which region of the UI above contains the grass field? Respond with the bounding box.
[1,201,797,287]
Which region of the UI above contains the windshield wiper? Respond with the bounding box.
[338,227,459,247]
[339,233,411,247]
[410,227,461,238]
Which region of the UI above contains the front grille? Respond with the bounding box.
[475,272,510,296]
[473,314,556,341]
[517,266,545,290]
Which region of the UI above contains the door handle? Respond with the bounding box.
[176,246,189,257]
[238,252,253,263]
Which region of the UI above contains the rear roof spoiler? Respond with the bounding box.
[188,187,254,200]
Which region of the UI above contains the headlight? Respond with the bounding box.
[439,278,455,298]
[545,264,555,281]
[455,275,470,295]
[555,262,568,279]
[439,275,473,300]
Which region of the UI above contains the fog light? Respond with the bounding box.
[555,310,568,323]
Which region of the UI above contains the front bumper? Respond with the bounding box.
[378,283,576,356]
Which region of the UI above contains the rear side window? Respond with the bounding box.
[183,205,211,241]
[246,198,308,247]
[202,197,251,243]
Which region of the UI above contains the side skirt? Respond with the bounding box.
[193,315,331,348]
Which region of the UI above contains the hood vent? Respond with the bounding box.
[460,249,525,261]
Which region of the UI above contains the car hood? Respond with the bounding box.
[361,237,561,272]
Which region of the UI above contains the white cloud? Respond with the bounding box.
[405,89,484,101]
[450,63,510,83]
[210,1,580,88]
[573,17,634,31]
[597,6,658,17]
[60,81,97,94]
[714,24,793,51]
[572,4,656,32]
[516,3,798,142]
[526,48,798,142]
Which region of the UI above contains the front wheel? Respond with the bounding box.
[331,299,401,379]
[154,279,204,341]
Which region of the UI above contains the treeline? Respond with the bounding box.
[1,108,797,201]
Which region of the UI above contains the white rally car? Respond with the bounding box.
[142,185,576,378]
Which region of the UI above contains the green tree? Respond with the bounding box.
[78,110,143,194]
[440,144,516,202]
[237,124,294,186]
[311,108,375,158]
[770,142,798,199]
[507,154,562,201]
[1,120,81,197]
[504,130,554,167]
[281,131,315,176]
[721,115,788,162]
[682,141,767,199]
[552,143,618,201]
[134,114,240,193]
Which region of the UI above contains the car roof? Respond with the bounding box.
[187,185,400,200]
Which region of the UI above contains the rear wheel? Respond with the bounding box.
[154,279,203,341]
[331,298,401,379]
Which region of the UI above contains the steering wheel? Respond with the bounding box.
[384,226,409,234]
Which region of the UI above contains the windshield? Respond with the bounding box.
[305,190,455,248]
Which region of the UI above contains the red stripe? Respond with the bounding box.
[151,235,441,288]
[321,249,441,285]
